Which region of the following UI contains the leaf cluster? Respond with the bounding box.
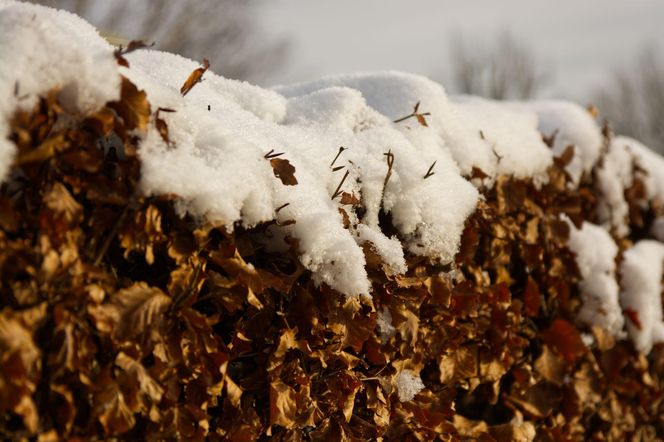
[1,79,664,440]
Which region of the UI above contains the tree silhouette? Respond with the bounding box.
[447,32,548,100]
[31,0,289,84]
[595,47,664,154]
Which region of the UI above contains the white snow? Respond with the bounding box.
[651,217,664,242]
[396,369,425,402]
[595,136,664,237]
[452,96,552,183]
[565,219,624,338]
[376,306,396,344]
[1,0,664,344]
[595,138,635,236]
[510,100,603,185]
[121,53,480,296]
[356,224,407,276]
[620,240,664,354]
[612,136,664,203]
[0,0,120,182]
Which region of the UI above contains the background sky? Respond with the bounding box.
[259,0,664,101]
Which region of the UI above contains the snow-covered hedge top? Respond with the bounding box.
[3,1,664,354]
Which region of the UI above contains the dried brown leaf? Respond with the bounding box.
[44,182,82,223]
[340,191,360,205]
[624,307,642,330]
[270,158,298,186]
[541,318,586,363]
[112,76,150,131]
[180,58,210,96]
[534,345,566,386]
[89,283,171,341]
[523,276,541,317]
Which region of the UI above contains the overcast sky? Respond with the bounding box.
[259,0,664,101]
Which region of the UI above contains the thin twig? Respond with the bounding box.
[393,101,431,125]
[383,150,394,189]
[331,170,350,200]
[330,146,347,167]
[264,149,285,159]
[492,146,503,163]
[275,202,290,213]
[332,165,345,172]
[424,161,436,179]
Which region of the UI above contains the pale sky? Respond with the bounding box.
[259,0,664,101]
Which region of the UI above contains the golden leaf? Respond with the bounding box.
[269,379,299,430]
[89,283,171,341]
[44,182,82,223]
[180,58,210,96]
[112,76,150,131]
[534,345,566,386]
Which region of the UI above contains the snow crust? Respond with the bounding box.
[620,241,664,354]
[566,220,624,337]
[2,0,664,346]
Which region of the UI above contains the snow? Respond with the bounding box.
[0,0,120,182]
[595,137,634,236]
[620,240,664,354]
[395,369,425,402]
[451,96,552,183]
[376,307,396,344]
[121,53,480,296]
[356,224,407,276]
[595,135,664,237]
[651,217,664,242]
[510,100,603,185]
[612,136,664,203]
[565,219,624,338]
[1,0,664,340]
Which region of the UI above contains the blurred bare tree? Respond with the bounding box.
[30,0,289,84]
[447,32,548,99]
[595,48,664,154]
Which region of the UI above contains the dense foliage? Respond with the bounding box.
[1,72,663,441]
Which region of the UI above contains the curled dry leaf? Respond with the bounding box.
[623,307,642,330]
[340,191,360,205]
[0,314,41,434]
[541,318,587,363]
[534,345,566,386]
[115,351,164,412]
[111,76,150,131]
[269,157,298,186]
[155,107,175,144]
[89,283,171,341]
[43,182,82,224]
[180,58,210,96]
